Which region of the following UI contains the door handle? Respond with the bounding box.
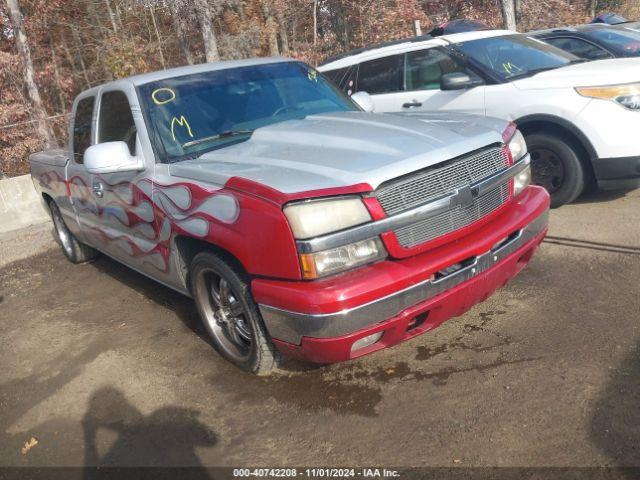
[92,180,104,198]
[402,101,422,108]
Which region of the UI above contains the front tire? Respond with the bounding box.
[49,201,97,263]
[526,132,586,208]
[189,251,281,375]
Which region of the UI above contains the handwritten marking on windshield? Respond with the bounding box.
[170,116,194,142]
[152,88,176,105]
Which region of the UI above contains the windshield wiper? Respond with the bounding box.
[182,129,253,149]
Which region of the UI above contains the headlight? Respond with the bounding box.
[513,164,531,197]
[300,237,387,279]
[283,196,371,239]
[576,83,640,110]
[508,129,528,162]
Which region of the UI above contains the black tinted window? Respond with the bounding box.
[357,55,403,94]
[324,65,358,94]
[406,48,480,90]
[545,37,613,60]
[98,91,137,155]
[72,97,94,164]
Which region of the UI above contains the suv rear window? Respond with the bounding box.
[357,55,404,94]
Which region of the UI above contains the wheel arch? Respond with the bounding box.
[515,114,597,185]
[173,235,250,293]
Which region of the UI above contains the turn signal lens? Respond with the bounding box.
[576,83,640,110]
[300,237,387,279]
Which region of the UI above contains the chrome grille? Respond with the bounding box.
[393,183,509,248]
[376,146,511,249]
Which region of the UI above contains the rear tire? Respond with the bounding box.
[49,201,98,264]
[526,132,586,208]
[189,251,282,375]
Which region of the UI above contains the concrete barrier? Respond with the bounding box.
[0,174,51,234]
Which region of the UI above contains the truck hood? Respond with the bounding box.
[513,58,640,90]
[169,111,506,198]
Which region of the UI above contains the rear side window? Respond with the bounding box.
[324,65,358,95]
[72,97,95,164]
[357,55,404,94]
[544,37,613,60]
[98,91,137,155]
[405,48,480,91]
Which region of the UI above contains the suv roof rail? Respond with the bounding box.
[319,34,434,66]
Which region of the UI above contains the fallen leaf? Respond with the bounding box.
[453,459,462,464]
[385,367,395,375]
[21,437,38,455]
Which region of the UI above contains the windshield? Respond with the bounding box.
[137,61,356,162]
[584,28,640,56]
[454,35,578,81]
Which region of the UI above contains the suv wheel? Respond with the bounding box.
[525,132,586,208]
[49,201,98,263]
[190,251,282,375]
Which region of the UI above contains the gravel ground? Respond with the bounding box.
[0,189,639,471]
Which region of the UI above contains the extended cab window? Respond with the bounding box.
[357,55,403,94]
[544,37,612,60]
[72,97,95,164]
[405,48,481,91]
[98,91,137,155]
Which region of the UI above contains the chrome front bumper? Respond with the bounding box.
[259,210,548,345]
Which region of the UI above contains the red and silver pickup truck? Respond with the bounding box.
[29,58,549,374]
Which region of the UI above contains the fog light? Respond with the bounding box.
[351,332,383,352]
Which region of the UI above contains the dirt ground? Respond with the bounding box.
[1,189,639,470]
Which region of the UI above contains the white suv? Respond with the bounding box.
[319,30,640,207]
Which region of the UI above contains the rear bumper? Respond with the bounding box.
[593,156,640,191]
[253,186,549,363]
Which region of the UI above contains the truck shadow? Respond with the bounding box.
[89,254,318,374]
[90,255,210,345]
[590,343,640,469]
[82,386,216,473]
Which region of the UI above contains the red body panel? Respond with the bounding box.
[252,186,548,315]
[273,223,545,364]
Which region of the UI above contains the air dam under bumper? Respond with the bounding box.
[254,186,549,364]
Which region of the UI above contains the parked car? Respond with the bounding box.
[429,19,489,37]
[591,12,629,25]
[319,30,640,207]
[29,58,549,374]
[529,24,640,60]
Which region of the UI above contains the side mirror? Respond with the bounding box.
[351,91,375,112]
[441,72,483,91]
[84,141,143,174]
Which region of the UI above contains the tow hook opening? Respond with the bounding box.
[407,312,429,332]
[492,229,521,252]
[434,257,476,281]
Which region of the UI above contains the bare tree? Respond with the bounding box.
[147,1,166,68]
[500,0,517,31]
[262,2,280,56]
[170,1,195,65]
[5,0,56,146]
[196,0,220,62]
